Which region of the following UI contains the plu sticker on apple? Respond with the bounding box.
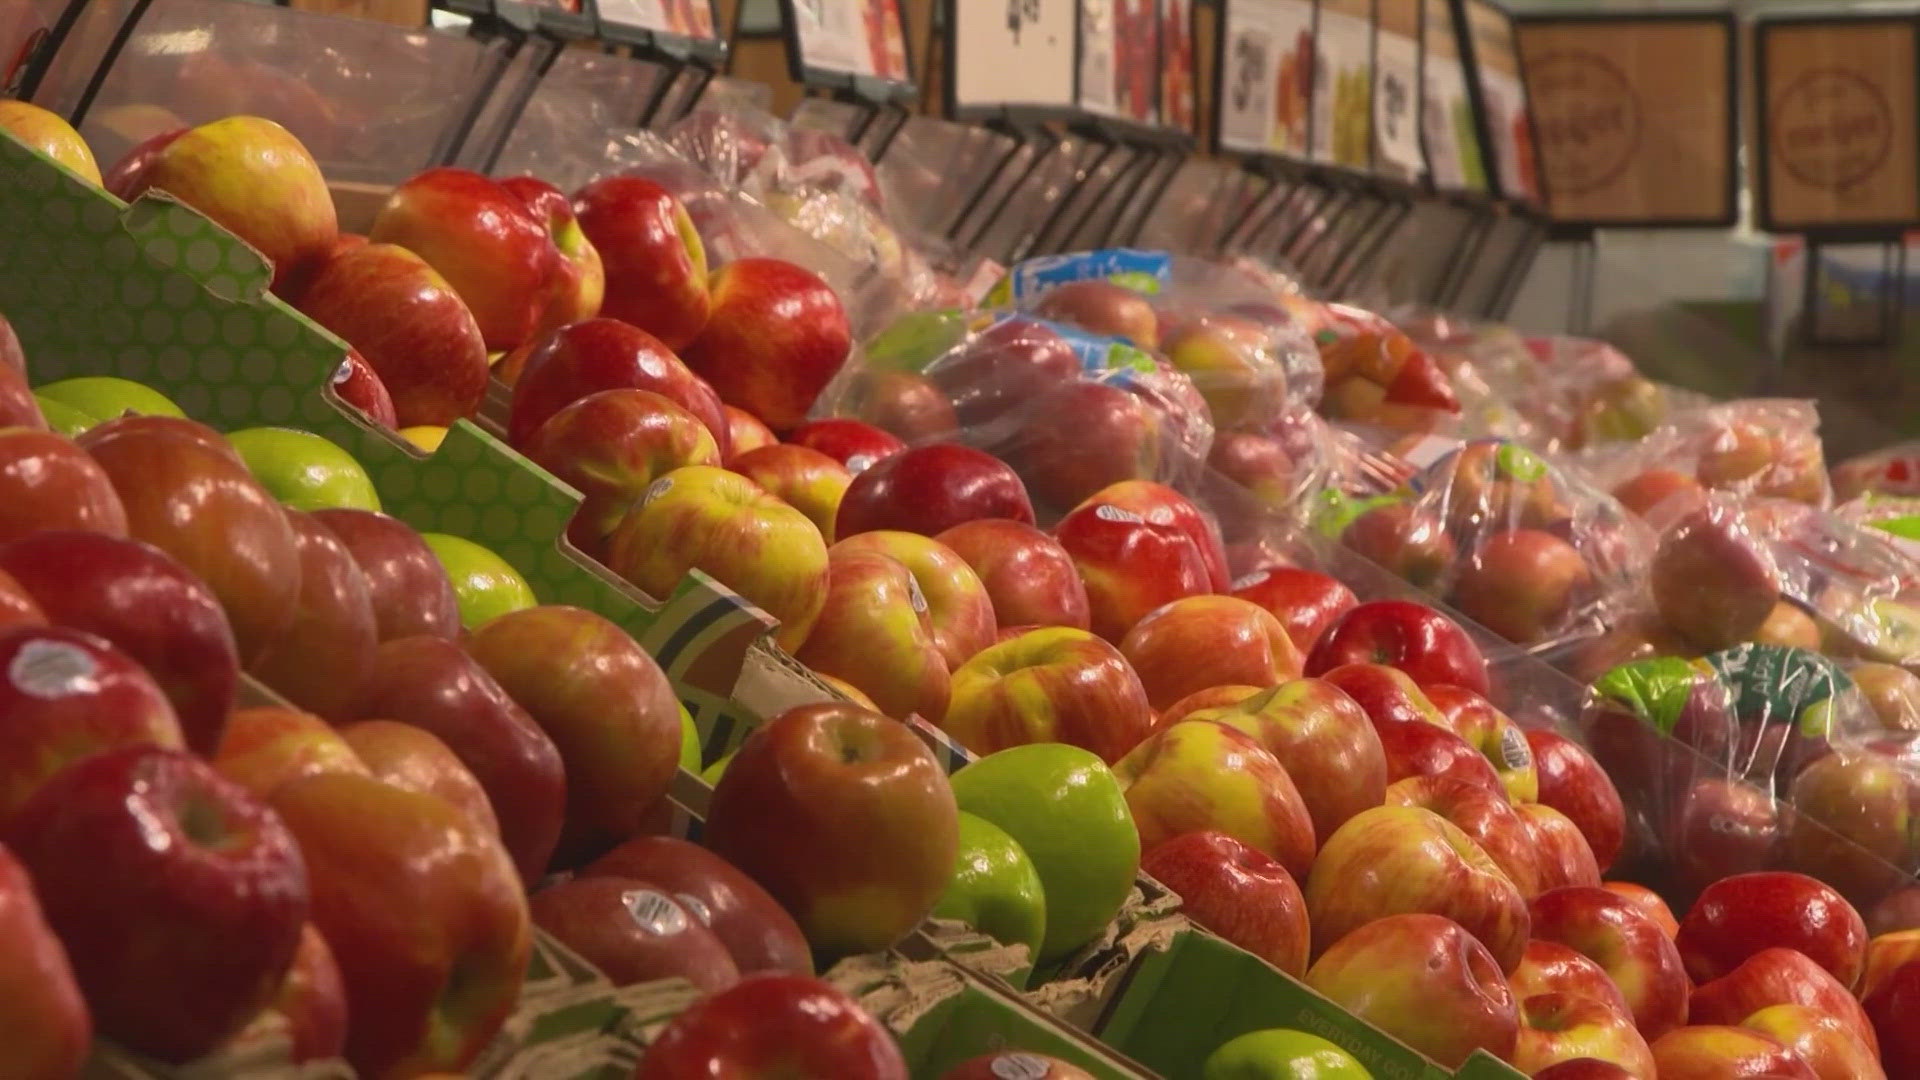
[8,638,98,700]
[620,888,690,937]
[988,1055,1053,1080]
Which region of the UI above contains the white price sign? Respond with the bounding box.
[1375,29,1422,173]
[953,0,1075,110]
[786,0,909,83]
[1217,0,1314,158]
[1311,4,1372,168]
[596,0,718,39]
[1077,0,1117,115]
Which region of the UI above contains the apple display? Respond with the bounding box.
[1676,871,1867,989]
[1304,804,1529,970]
[1740,1003,1884,1080]
[943,626,1154,763]
[1425,684,1539,803]
[7,746,306,1063]
[0,354,43,430]
[1511,992,1657,1078]
[831,530,996,670]
[1509,939,1633,1018]
[1142,830,1309,976]
[788,417,905,473]
[723,405,777,462]
[1647,1025,1816,1080]
[1651,505,1780,652]
[1031,279,1160,347]
[1119,595,1304,711]
[246,510,379,720]
[1160,684,1263,727]
[499,175,603,332]
[1305,600,1490,697]
[936,518,1092,632]
[949,744,1140,960]
[839,369,959,444]
[705,704,958,955]
[310,508,462,642]
[1526,728,1627,874]
[728,444,852,539]
[1189,678,1386,844]
[1303,912,1520,1068]
[635,972,907,1080]
[0,100,101,183]
[1116,719,1317,880]
[793,545,951,721]
[337,720,498,839]
[351,634,565,884]
[270,772,529,1078]
[1053,498,1213,643]
[584,835,814,976]
[294,242,491,427]
[1687,947,1876,1056]
[213,706,370,800]
[1198,1028,1373,1080]
[1520,803,1604,893]
[1449,528,1594,645]
[506,318,728,453]
[1385,775,1541,897]
[1067,480,1231,591]
[836,442,1036,540]
[530,876,738,990]
[1862,959,1920,1077]
[680,258,852,431]
[328,350,398,429]
[607,465,828,652]
[521,388,722,553]
[1006,379,1168,511]
[572,175,710,350]
[0,529,238,754]
[1228,565,1358,656]
[1783,751,1916,905]
[1527,885,1692,1040]
[1604,881,1680,939]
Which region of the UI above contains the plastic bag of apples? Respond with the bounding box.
[1580,398,1833,511]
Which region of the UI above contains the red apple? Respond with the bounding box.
[351,635,566,884]
[0,624,184,825]
[1677,872,1867,990]
[1008,379,1168,510]
[1187,677,1387,844]
[794,545,950,721]
[127,115,336,292]
[252,923,347,1063]
[1605,881,1680,939]
[1510,939,1634,1018]
[705,704,959,955]
[937,518,1092,632]
[1521,804,1604,893]
[572,175,712,351]
[0,842,90,1080]
[1119,595,1304,711]
[840,369,959,443]
[787,417,904,474]
[506,318,728,454]
[1528,886,1692,1040]
[1450,528,1594,645]
[1032,279,1160,347]
[247,510,379,720]
[1532,1060,1639,1080]
[1160,684,1262,727]
[635,972,907,1079]
[214,706,370,800]
[1688,947,1877,1056]
[607,465,829,651]
[521,388,722,552]
[465,605,683,867]
[722,405,777,463]
[1116,719,1318,880]
[583,835,813,976]
[0,568,40,632]
[7,746,306,1063]
[0,427,128,544]
[269,772,530,1078]
[1305,804,1529,970]
[831,531,996,670]
[1613,469,1708,520]
[368,167,558,351]
[311,508,462,642]
[1230,565,1358,655]
[1386,775,1542,897]
[1340,502,1457,590]
[1303,912,1520,1068]
[1376,715,1508,794]
[294,242,491,427]
[835,442,1035,540]
[1306,599,1490,696]
[1527,728,1627,874]
[1142,830,1309,975]
[1208,431,1297,508]
[1862,959,1920,1077]
[0,356,43,430]
[1741,1003,1884,1080]
[0,530,237,754]
[681,257,852,431]
[337,720,497,839]
[1649,1025,1816,1080]
[1513,992,1658,1078]
[1783,751,1916,905]
[730,444,852,540]
[928,316,1080,427]
[530,876,738,990]
[1070,479,1231,592]
[500,174,604,333]
[942,626,1155,763]
[0,311,25,373]
[328,349,397,429]
[1317,661,1451,728]
[1651,504,1780,652]
[1426,684,1539,803]
[1054,498,1212,643]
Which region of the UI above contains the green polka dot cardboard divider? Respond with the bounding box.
[0,128,774,718]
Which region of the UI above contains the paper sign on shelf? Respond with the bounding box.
[951,0,1075,111]
[1217,0,1316,159]
[1465,0,1537,202]
[786,0,910,84]
[1162,0,1195,132]
[1375,0,1422,176]
[596,0,720,39]
[1075,0,1162,126]
[1422,0,1485,192]
[1312,0,1373,170]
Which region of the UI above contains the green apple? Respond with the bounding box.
[228,426,381,512]
[1204,1029,1374,1080]
[34,376,185,423]
[933,811,1047,963]
[700,750,734,786]
[949,743,1138,961]
[33,394,95,436]
[420,532,536,629]
[678,703,701,773]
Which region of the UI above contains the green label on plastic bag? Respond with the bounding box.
[1591,656,1719,734]
[1706,643,1853,734]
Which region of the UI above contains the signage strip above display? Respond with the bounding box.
[778,0,916,102]
[1421,0,1485,195]
[1213,0,1318,162]
[1754,13,1920,237]
[593,0,728,60]
[1516,12,1736,231]
[1454,0,1542,205]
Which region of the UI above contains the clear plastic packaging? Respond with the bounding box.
[1296,299,1463,434]
[1579,399,1833,511]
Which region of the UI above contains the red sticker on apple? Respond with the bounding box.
[990,1054,1051,1080]
[620,888,689,937]
[8,638,98,700]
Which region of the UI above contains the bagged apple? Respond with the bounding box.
[1580,398,1832,511]
[1834,443,1920,501]
[1295,300,1462,433]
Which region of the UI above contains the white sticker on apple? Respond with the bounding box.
[673,892,713,926]
[906,574,929,614]
[1093,503,1144,525]
[991,1054,1052,1080]
[643,476,674,506]
[846,453,877,474]
[8,639,98,700]
[331,358,353,386]
[1498,726,1532,772]
[1231,569,1271,591]
[621,888,689,936]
